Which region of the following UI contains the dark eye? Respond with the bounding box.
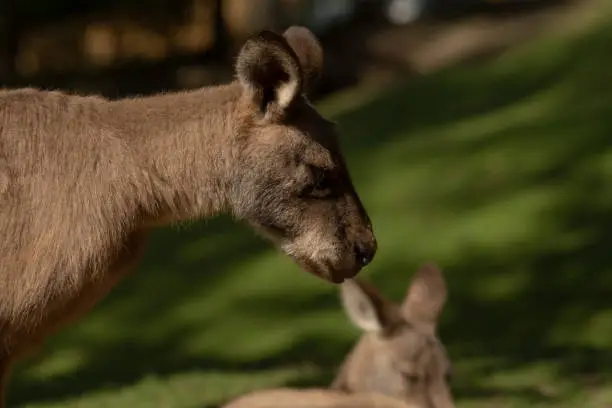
[403,372,420,385]
[301,167,334,199]
[445,370,453,384]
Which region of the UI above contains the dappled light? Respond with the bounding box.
[3,1,612,407]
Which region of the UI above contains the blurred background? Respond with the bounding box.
[4,0,612,406]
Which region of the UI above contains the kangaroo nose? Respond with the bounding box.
[355,236,377,267]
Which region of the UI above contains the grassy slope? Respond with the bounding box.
[10,4,612,407]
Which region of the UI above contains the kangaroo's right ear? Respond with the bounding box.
[340,278,403,335]
[282,26,324,94]
[402,263,448,332]
[236,29,303,120]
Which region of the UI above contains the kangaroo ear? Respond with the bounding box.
[282,26,324,94]
[402,263,448,331]
[236,29,303,118]
[340,278,403,335]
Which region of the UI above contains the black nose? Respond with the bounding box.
[355,239,377,268]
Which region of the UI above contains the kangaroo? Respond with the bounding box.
[222,264,454,408]
[0,26,377,407]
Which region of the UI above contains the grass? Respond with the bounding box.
[10,4,612,407]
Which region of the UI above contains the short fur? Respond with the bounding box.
[222,264,455,408]
[0,26,377,406]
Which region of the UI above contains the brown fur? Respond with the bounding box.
[222,389,416,408]
[222,264,455,408]
[0,26,377,407]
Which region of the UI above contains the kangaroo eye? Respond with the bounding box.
[397,366,420,384]
[403,372,420,384]
[394,361,420,385]
[314,172,333,192]
[301,167,335,199]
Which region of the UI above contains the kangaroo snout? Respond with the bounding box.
[354,231,377,268]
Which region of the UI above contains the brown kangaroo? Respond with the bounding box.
[0,26,377,407]
[222,264,455,408]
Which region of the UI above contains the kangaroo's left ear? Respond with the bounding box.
[236,29,303,117]
[340,278,403,335]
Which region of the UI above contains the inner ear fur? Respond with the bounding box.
[340,277,404,335]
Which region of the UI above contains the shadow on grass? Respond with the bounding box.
[10,10,612,408]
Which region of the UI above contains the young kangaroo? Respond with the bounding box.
[222,264,455,408]
[0,26,377,406]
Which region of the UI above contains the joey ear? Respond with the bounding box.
[340,278,402,335]
[282,26,324,94]
[402,263,448,329]
[236,29,303,116]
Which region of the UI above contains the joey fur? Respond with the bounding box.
[0,26,376,406]
[222,264,455,408]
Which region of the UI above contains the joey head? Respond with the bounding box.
[220,264,455,408]
[333,264,455,408]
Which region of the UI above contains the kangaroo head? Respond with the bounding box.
[229,26,376,284]
[333,264,455,408]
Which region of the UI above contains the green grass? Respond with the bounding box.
[10,5,612,407]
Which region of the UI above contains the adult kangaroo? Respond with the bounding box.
[0,26,377,406]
